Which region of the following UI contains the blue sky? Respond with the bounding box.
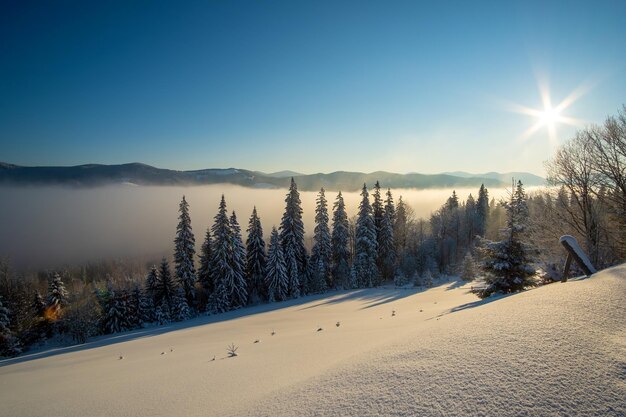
[1,1,624,175]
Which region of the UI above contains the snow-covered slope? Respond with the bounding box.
[1,265,624,417]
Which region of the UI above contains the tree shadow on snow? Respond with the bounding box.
[0,285,432,367]
[438,292,516,317]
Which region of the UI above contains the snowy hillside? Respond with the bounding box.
[1,265,625,417]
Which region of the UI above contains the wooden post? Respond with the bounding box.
[562,253,572,283]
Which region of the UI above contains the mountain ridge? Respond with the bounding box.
[0,162,543,191]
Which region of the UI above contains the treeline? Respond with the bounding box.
[0,180,490,356]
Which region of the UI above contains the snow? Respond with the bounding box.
[1,265,625,416]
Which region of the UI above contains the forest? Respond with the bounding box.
[1,107,624,357]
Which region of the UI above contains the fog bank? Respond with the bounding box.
[0,184,512,269]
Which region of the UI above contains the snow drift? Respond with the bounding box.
[1,264,624,416]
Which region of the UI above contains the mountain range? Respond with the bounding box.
[0,162,545,191]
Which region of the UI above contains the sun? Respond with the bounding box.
[503,76,590,146]
[538,106,562,127]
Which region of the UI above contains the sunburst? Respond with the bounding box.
[505,77,590,146]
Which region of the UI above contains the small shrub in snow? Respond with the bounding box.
[227,343,238,357]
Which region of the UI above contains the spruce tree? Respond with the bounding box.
[265,227,289,302]
[174,195,196,308]
[102,287,131,334]
[460,252,476,281]
[351,184,379,287]
[395,196,408,254]
[155,258,177,315]
[172,288,192,321]
[145,265,159,307]
[229,211,249,309]
[476,184,490,237]
[464,193,478,246]
[331,192,351,288]
[246,207,266,303]
[47,273,68,319]
[0,296,21,356]
[372,181,384,247]
[476,181,536,298]
[210,195,233,312]
[279,178,307,297]
[32,290,46,319]
[379,206,396,281]
[197,227,214,309]
[310,188,331,292]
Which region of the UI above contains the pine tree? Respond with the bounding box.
[246,207,266,303]
[476,181,536,298]
[460,252,476,281]
[378,188,396,281]
[331,192,351,288]
[174,195,196,308]
[154,258,177,315]
[265,227,289,302]
[171,288,192,321]
[145,265,159,310]
[229,211,249,309]
[197,227,214,309]
[47,273,68,320]
[351,184,379,287]
[0,296,21,356]
[372,181,384,248]
[135,285,153,323]
[102,287,131,334]
[476,184,490,237]
[395,196,408,254]
[279,178,307,297]
[210,195,233,313]
[464,193,478,246]
[310,188,331,292]
[32,290,46,318]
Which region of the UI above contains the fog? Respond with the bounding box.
[0,184,512,269]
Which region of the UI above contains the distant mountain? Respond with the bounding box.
[257,170,305,178]
[0,162,513,191]
[442,171,546,186]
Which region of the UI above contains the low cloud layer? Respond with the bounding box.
[0,184,510,269]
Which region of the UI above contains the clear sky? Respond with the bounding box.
[1,1,624,175]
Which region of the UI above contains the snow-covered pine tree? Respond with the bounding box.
[265,227,289,302]
[351,184,380,287]
[279,178,308,297]
[372,181,384,247]
[155,258,178,315]
[47,273,68,319]
[174,195,196,308]
[210,195,234,313]
[378,189,396,281]
[331,192,351,289]
[171,288,192,321]
[229,211,249,309]
[464,193,478,247]
[476,180,536,298]
[154,304,170,325]
[128,286,144,328]
[0,296,21,356]
[395,196,408,254]
[145,265,159,312]
[32,290,46,319]
[476,184,490,237]
[460,252,477,281]
[101,287,131,334]
[246,207,266,303]
[310,188,331,292]
[197,227,214,310]
[135,284,153,323]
